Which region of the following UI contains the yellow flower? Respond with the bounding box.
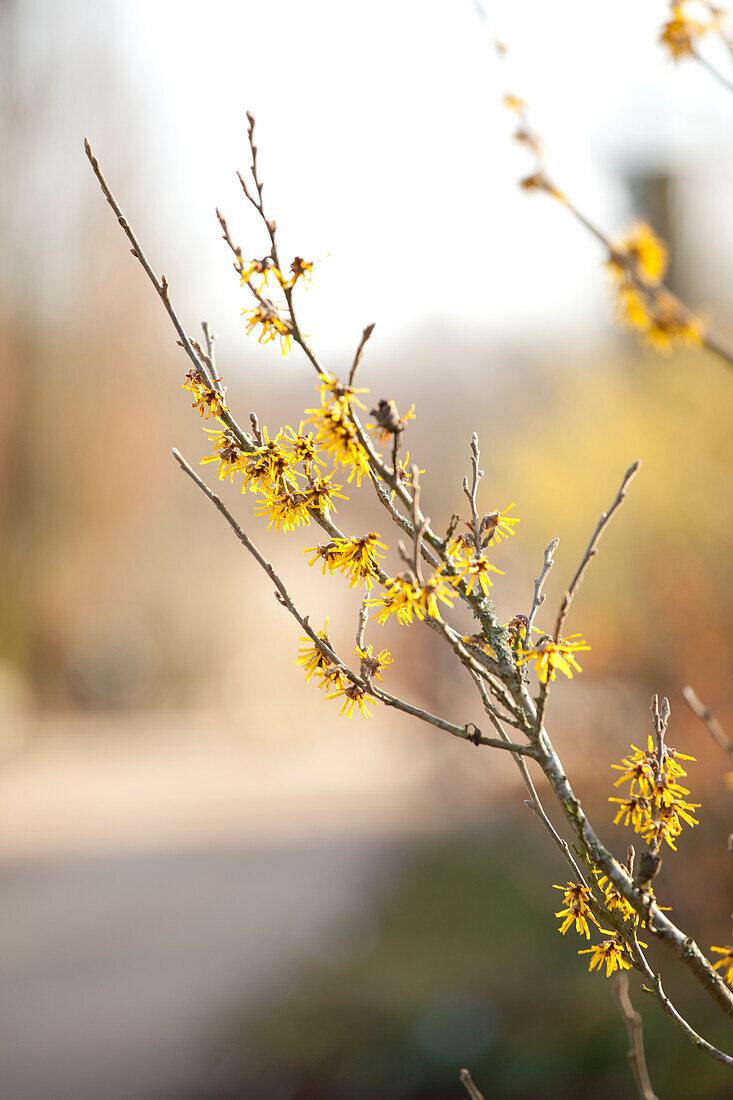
[242,301,292,355]
[316,372,369,412]
[304,542,344,577]
[592,873,637,925]
[643,292,704,353]
[278,422,324,471]
[485,504,519,543]
[356,644,393,683]
[239,256,282,290]
[452,555,504,597]
[660,3,711,60]
[284,255,314,288]
[611,743,656,797]
[254,486,312,533]
[711,944,733,985]
[609,221,668,284]
[183,366,226,419]
[200,425,246,483]
[418,570,456,620]
[344,533,388,587]
[304,532,385,586]
[609,266,704,353]
[325,679,376,719]
[608,795,649,831]
[368,577,425,626]
[241,433,294,493]
[462,633,498,661]
[640,801,700,851]
[516,632,590,684]
[395,451,424,487]
[320,666,348,692]
[502,93,527,113]
[297,622,334,681]
[553,881,602,939]
[305,473,348,513]
[578,935,634,978]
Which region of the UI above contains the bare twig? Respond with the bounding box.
[534,462,640,735]
[629,930,733,1069]
[553,460,641,642]
[469,672,585,882]
[612,974,658,1100]
[526,537,560,636]
[462,433,483,554]
[348,323,376,386]
[695,51,733,96]
[355,597,369,652]
[683,685,733,761]
[459,1068,485,1100]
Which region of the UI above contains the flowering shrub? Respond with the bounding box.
[86,8,733,1093]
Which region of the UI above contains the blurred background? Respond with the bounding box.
[1,0,733,1096]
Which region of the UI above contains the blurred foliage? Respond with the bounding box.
[479,349,733,687]
[213,826,732,1100]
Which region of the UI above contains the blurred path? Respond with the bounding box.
[0,838,392,1100]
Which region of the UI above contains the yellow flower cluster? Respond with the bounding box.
[607,222,704,352]
[610,737,700,851]
[578,935,635,978]
[296,624,392,719]
[200,419,347,532]
[322,644,393,718]
[516,632,590,684]
[241,254,314,291]
[552,878,648,978]
[304,532,387,588]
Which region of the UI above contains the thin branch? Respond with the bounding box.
[459,1069,485,1100]
[683,685,733,761]
[470,672,584,881]
[355,597,369,652]
[235,112,326,378]
[695,51,733,96]
[348,323,376,386]
[85,140,216,391]
[534,462,641,736]
[629,930,733,1069]
[612,973,659,1100]
[553,460,641,641]
[85,139,258,458]
[526,537,560,636]
[462,433,483,554]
